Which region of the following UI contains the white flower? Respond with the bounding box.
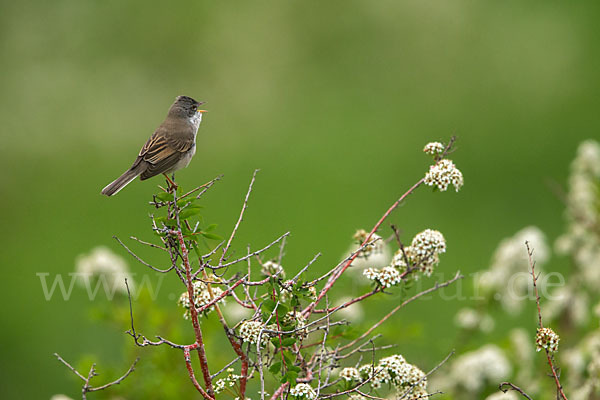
[476,226,549,313]
[336,297,364,322]
[536,327,560,353]
[377,266,402,287]
[411,229,446,256]
[423,141,445,155]
[397,386,430,400]
[348,395,367,400]
[51,396,74,400]
[362,266,402,287]
[363,267,380,281]
[424,159,464,192]
[339,367,360,382]
[353,229,384,258]
[360,354,426,392]
[75,246,133,295]
[178,281,225,319]
[454,308,495,332]
[283,311,308,338]
[261,261,285,278]
[454,308,480,330]
[397,362,427,389]
[391,229,446,277]
[239,320,269,347]
[447,345,511,392]
[289,383,316,399]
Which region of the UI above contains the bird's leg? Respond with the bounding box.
[163,173,178,192]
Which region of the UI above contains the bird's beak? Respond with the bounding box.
[197,109,207,113]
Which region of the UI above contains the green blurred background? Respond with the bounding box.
[1,0,599,397]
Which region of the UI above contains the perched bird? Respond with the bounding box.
[101,96,206,196]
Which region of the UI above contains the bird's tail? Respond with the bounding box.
[101,166,142,196]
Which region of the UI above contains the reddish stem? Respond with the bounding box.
[183,346,213,399]
[170,229,214,396]
[303,178,424,317]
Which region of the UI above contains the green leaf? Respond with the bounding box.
[288,365,301,373]
[204,223,218,232]
[269,362,282,374]
[263,299,277,314]
[176,197,200,207]
[276,303,289,316]
[155,192,173,202]
[201,232,223,241]
[179,205,203,219]
[282,350,294,365]
[281,337,296,347]
[280,370,298,384]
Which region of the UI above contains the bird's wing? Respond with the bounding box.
[136,123,195,180]
[139,124,194,162]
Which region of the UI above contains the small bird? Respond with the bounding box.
[101,95,206,196]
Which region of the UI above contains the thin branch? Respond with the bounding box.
[340,271,463,351]
[214,232,290,269]
[305,177,426,316]
[88,358,140,392]
[220,169,259,265]
[499,382,534,400]
[526,241,568,400]
[54,353,87,381]
[54,353,140,398]
[397,350,454,399]
[114,236,173,273]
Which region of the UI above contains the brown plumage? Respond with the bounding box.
[101,96,205,196]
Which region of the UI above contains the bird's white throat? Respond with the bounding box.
[190,112,203,134]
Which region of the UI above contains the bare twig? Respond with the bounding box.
[114,236,173,273]
[220,169,259,266]
[526,241,568,400]
[54,353,139,399]
[340,271,463,351]
[499,382,534,400]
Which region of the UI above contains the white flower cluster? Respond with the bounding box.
[353,229,384,258]
[362,266,401,288]
[347,395,366,400]
[289,383,316,399]
[178,281,225,319]
[454,307,494,332]
[423,141,445,155]
[214,368,241,394]
[364,229,447,286]
[336,297,364,322]
[339,367,361,382]
[358,354,428,397]
[75,246,134,294]
[536,327,560,353]
[261,260,285,278]
[283,311,308,338]
[436,345,512,393]
[475,226,549,313]
[555,140,600,291]
[424,159,464,192]
[392,229,447,277]
[541,283,589,327]
[239,320,269,347]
